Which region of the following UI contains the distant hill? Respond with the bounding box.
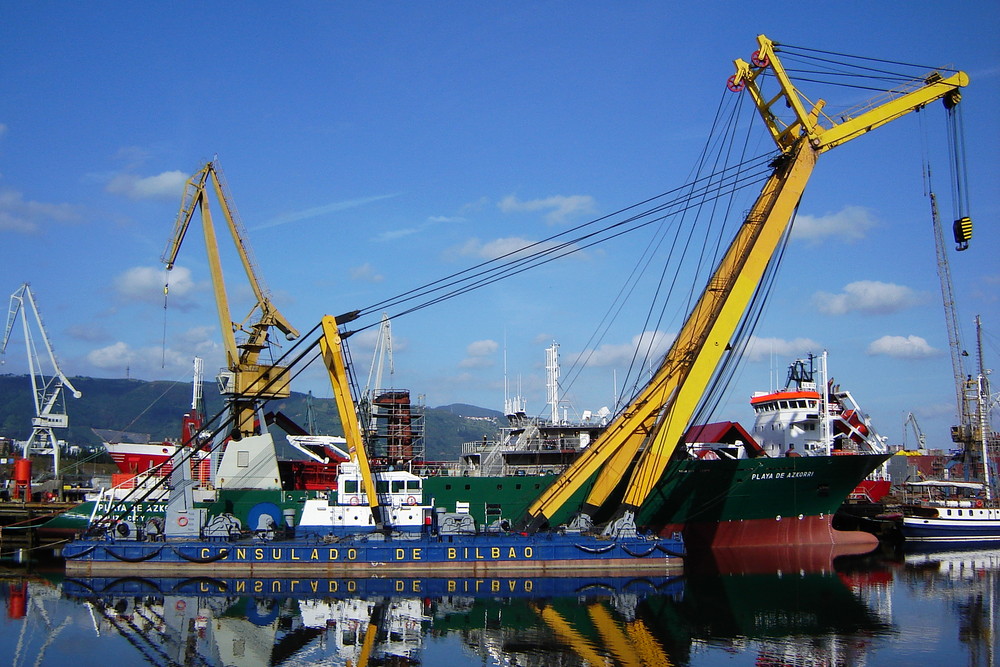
[433,403,505,419]
[0,374,501,462]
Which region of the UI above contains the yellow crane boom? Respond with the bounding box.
[163,160,299,436]
[318,313,383,525]
[523,34,968,534]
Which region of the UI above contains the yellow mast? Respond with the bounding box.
[523,35,968,533]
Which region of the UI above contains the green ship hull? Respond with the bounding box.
[44,453,888,548]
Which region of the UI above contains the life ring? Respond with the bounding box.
[350,496,359,506]
[407,496,417,506]
[976,500,984,508]
[177,516,188,527]
[176,600,186,611]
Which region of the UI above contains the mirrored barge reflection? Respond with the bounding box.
[12,545,992,666]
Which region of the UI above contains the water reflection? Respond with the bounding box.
[0,544,995,666]
[59,574,682,666]
[897,546,999,667]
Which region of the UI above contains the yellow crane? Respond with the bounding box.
[522,35,969,534]
[318,312,383,526]
[163,160,299,437]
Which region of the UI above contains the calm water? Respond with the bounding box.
[0,544,995,666]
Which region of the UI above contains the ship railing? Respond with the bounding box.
[460,439,500,455]
[410,460,466,477]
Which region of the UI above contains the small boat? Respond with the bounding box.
[900,480,1000,543]
[900,318,999,544]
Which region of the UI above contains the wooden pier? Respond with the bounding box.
[0,502,76,561]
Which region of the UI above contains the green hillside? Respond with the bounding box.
[0,374,501,461]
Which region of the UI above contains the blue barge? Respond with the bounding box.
[62,530,684,575]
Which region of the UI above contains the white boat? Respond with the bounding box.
[900,479,1000,543]
[901,318,999,543]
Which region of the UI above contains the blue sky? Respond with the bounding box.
[1,2,998,449]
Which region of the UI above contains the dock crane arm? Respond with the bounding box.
[1,283,81,474]
[523,34,969,533]
[904,412,927,451]
[163,160,299,435]
[730,35,969,155]
[929,191,972,432]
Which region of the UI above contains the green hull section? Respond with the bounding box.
[637,453,890,527]
[45,454,887,537]
[44,489,313,536]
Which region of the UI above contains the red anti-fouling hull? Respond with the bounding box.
[662,514,879,549]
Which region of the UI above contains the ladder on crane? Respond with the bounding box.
[1,283,82,477]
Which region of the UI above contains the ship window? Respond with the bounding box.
[515,484,522,490]
[391,480,404,493]
[465,484,471,490]
[407,480,421,490]
[958,510,963,516]
[497,484,503,490]
[237,450,249,467]
[377,481,389,493]
[445,484,452,490]
[345,480,358,494]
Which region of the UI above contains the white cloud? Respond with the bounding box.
[467,339,498,356]
[742,336,823,362]
[499,194,597,225]
[792,206,876,243]
[350,325,408,356]
[456,236,534,260]
[812,280,925,315]
[867,334,939,359]
[374,227,421,242]
[350,263,384,283]
[105,170,188,200]
[0,188,79,233]
[453,236,580,262]
[115,265,199,308]
[86,341,136,369]
[583,330,673,368]
[87,329,222,378]
[460,339,498,368]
